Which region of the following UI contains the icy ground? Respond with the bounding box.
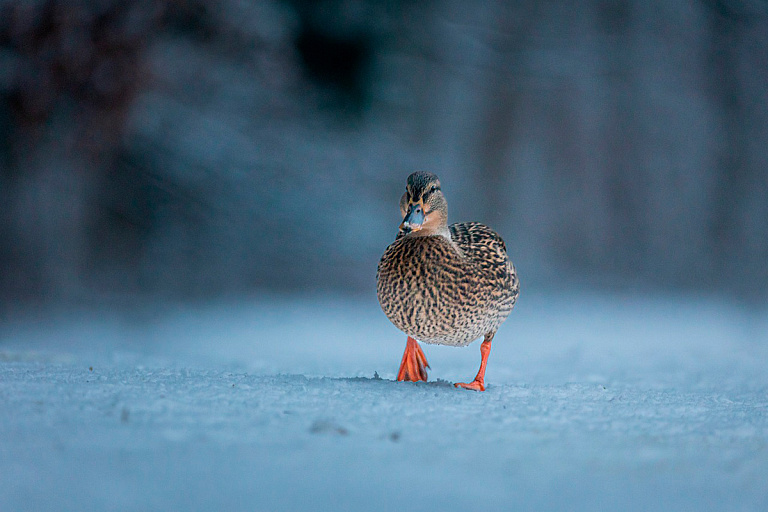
[1,291,767,511]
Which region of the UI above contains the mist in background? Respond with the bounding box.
[1,0,767,312]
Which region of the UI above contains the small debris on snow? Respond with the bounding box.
[309,420,348,436]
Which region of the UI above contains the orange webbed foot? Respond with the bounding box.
[454,380,486,391]
[396,336,429,382]
[454,334,494,392]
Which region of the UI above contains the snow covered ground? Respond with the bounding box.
[1,290,767,511]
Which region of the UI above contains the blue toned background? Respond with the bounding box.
[1,0,766,310]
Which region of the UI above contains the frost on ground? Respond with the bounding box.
[1,291,767,512]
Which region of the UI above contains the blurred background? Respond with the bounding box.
[1,0,767,313]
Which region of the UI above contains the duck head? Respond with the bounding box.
[399,172,449,236]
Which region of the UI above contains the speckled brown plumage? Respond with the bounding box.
[377,222,518,346]
[376,172,519,390]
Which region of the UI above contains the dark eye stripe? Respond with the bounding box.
[421,185,440,201]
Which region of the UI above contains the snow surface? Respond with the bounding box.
[1,291,767,511]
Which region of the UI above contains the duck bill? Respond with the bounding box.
[400,204,426,233]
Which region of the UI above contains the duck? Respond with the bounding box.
[376,171,519,391]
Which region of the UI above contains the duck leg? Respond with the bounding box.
[455,332,494,391]
[396,336,429,382]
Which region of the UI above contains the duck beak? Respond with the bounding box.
[400,203,426,233]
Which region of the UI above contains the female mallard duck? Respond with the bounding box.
[376,171,519,391]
